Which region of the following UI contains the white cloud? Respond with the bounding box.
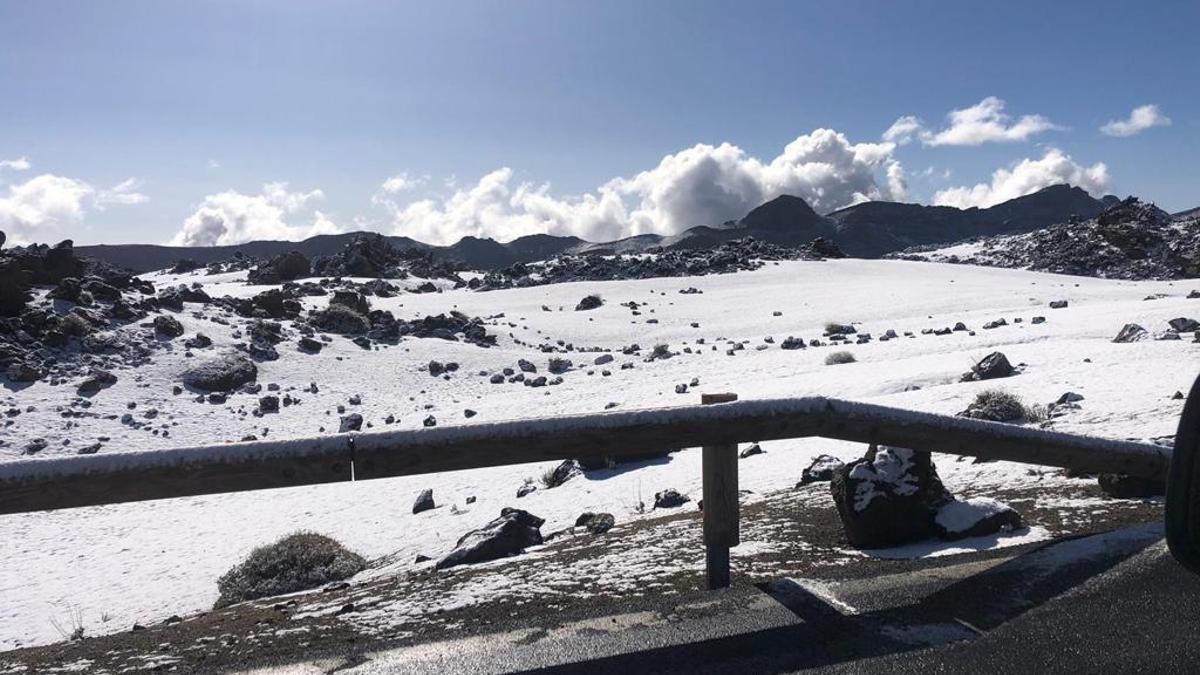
[1100,104,1171,137]
[0,171,148,245]
[0,157,32,172]
[882,116,924,145]
[377,129,905,245]
[171,182,343,246]
[884,97,1059,147]
[933,149,1110,208]
[96,178,149,209]
[206,159,222,169]
[379,173,427,194]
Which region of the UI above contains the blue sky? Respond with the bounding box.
[0,0,1196,246]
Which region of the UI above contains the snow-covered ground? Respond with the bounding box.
[1,258,1196,650]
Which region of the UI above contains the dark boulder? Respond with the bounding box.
[575,294,603,311]
[412,489,435,514]
[77,370,118,395]
[181,352,258,391]
[153,315,185,338]
[653,489,690,509]
[962,351,1014,381]
[339,414,363,433]
[1098,473,1165,498]
[739,443,764,458]
[436,508,544,569]
[1168,317,1200,333]
[1112,323,1149,343]
[575,512,616,535]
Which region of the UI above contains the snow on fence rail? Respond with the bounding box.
[0,396,1170,516]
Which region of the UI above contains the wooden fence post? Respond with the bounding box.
[701,392,739,590]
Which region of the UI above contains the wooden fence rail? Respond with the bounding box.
[0,396,1170,516]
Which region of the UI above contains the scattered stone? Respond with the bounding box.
[412,489,435,514]
[799,454,845,485]
[153,315,184,338]
[1049,300,1069,309]
[76,370,117,395]
[575,295,603,311]
[1098,473,1165,499]
[961,351,1014,381]
[339,414,363,433]
[436,508,545,569]
[575,512,615,535]
[739,443,763,459]
[181,353,258,392]
[1112,323,1149,343]
[653,489,689,509]
[1168,317,1200,333]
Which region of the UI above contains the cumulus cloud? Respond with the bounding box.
[1100,104,1171,137]
[932,149,1110,208]
[377,129,905,244]
[0,157,32,171]
[171,182,343,246]
[0,170,149,245]
[883,97,1059,147]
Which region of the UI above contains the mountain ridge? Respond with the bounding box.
[70,184,1119,272]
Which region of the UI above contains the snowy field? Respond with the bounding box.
[1,258,1196,650]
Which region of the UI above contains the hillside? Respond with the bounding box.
[894,197,1200,279]
[0,255,1195,657]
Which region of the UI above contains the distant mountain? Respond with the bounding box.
[827,184,1115,257]
[74,184,1126,272]
[1175,206,1200,220]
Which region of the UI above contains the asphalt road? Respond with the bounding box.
[235,522,1197,674]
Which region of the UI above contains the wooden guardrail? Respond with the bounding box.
[0,395,1169,513]
[0,394,1176,588]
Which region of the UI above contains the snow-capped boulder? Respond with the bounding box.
[798,454,845,485]
[1112,323,1149,343]
[934,498,1022,541]
[830,446,953,549]
[436,508,545,569]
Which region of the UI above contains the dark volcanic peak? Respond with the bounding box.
[828,184,1111,257]
[740,194,823,230]
[893,197,1199,280]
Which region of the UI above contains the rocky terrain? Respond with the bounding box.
[894,197,1200,280]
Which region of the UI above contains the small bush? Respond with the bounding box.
[214,532,366,608]
[825,351,856,365]
[962,388,1028,423]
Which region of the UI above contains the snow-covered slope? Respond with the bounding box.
[1,259,1197,650]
